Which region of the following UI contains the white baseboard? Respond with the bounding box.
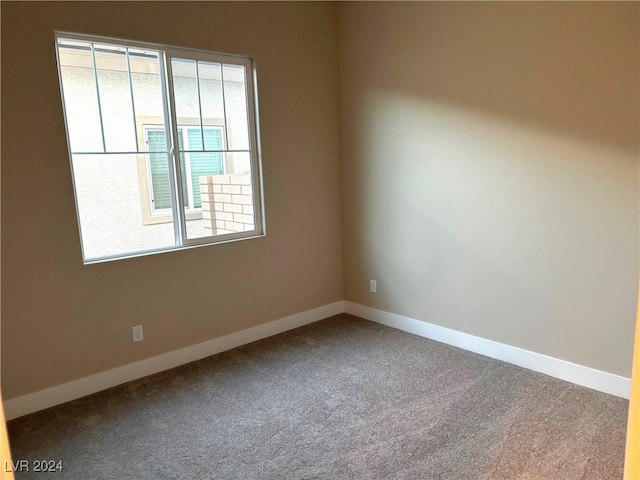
[5,300,630,420]
[4,301,345,420]
[345,302,631,399]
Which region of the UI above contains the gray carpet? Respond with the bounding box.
[7,314,628,479]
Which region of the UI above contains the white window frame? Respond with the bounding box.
[55,32,265,264]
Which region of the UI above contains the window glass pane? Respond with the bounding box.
[229,151,252,176]
[71,153,176,260]
[198,62,225,133]
[171,59,201,128]
[129,48,165,149]
[57,40,103,152]
[223,64,250,151]
[93,44,137,151]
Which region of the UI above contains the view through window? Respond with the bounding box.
[56,34,263,263]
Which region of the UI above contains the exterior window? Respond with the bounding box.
[55,33,264,263]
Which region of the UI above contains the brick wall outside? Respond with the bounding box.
[200,175,255,235]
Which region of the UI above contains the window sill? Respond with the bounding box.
[82,230,266,265]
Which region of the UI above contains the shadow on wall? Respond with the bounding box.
[342,1,639,152]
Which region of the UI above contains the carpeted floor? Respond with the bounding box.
[7,314,629,479]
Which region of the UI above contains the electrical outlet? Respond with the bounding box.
[132,325,144,342]
[370,279,377,293]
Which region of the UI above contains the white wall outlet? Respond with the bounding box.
[132,325,144,342]
[370,279,377,293]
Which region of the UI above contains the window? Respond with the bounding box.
[55,33,264,263]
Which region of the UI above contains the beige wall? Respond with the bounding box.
[1,2,343,399]
[339,2,639,377]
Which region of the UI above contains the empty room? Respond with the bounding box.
[1,1,639,479]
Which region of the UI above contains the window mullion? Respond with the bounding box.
[195,61,205,151]
[183,131,195,210]
[220,64,230,150]
[125,48,140,152]
[89,43,107,153]
[160,53,187,246]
